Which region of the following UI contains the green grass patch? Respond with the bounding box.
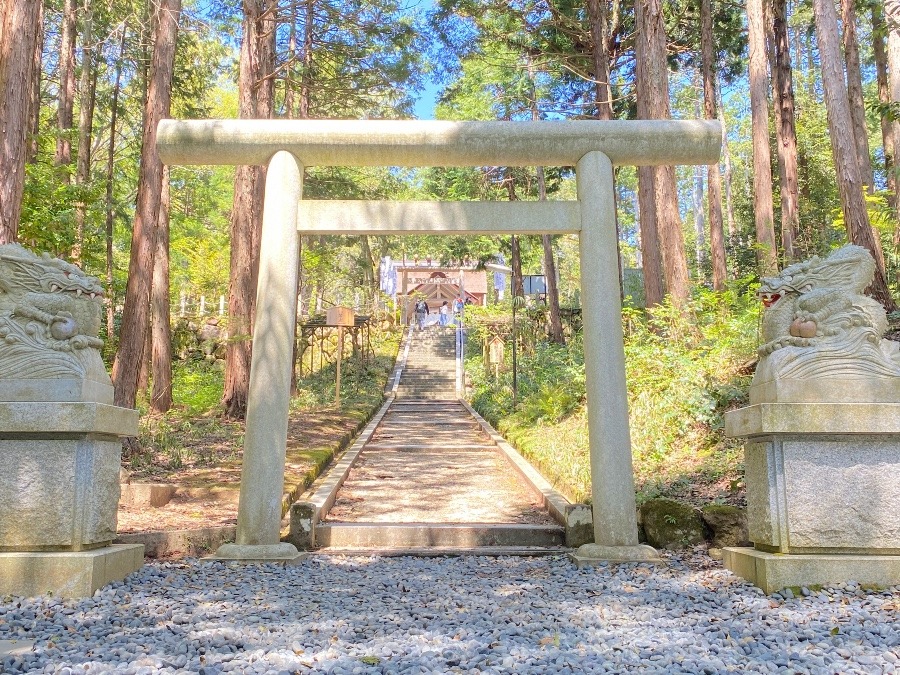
[466,285,759,506]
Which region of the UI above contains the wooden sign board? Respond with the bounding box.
[488,336,505,364]
[326,306,354,327]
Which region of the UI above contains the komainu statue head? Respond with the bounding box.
[752,244,900,404]
[0,244,112,403]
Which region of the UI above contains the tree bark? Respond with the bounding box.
[812,0,896,310]
[637,166,665,305]
[635,0,690,304]
[718,87,738,244]
[0,0,42,243]
[890,30,900,250]
[223,0,270,419]
[747,0,779,274]
[841,0,874,190]
[634,0,665,306]
[872,2,895,203]
[771,0,799,264]
[536,166,564,344]
[700,0,727,290]
[505,174,525,299]
[112,0,182,409]
[73,0,95,267]
[151,166,173,413]
[56,0,77,168]
[104,25,126,343]
[299,0,314,119]
[586,0,612,120]
[26,2,43,164]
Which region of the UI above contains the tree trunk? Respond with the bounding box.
[151,166,173,413]
[634,0,664,306]
[536,165,564,344]
[718,87,738,244]
[112,0,182,409]
[890,30,900,250]
[700,0,726,290]
[56,0,77,168]
[0,0,42,243]
[747,0,779,274]
[771,0,799,264]
[299,0,314,119]
[505,174,525,298]
[73,0,95,267]
[636,0,690,303]
[105,26,126,342]
[586,0,612,120]
[637,166,665,305]
[223,0,268,420]
[26,2,43,164]
[812,0,896,310]
[841,0,874,190]
[872,2,895,204]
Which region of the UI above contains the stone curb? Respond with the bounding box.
[278,395,389,520]
[458,399,592,547]
[287,396,396,549]
[385,327,413,396]
[115,526,236,559]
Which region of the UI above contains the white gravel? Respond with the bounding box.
[1,550,897,674]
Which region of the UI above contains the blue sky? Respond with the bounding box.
[410,0,439,119]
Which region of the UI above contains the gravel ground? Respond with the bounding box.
[1,550,897,674]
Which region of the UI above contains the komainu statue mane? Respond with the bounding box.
[0,243,112,402]
[753,244,900,403]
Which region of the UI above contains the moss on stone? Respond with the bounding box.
[639,498,705,550]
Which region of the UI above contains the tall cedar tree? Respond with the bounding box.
[812,0,896,310]
[223,0,275,419]
[747,0,778,274]
[151,166,173,412]
[635,0,690,304]
[700,0,727,289]
[0,0,43,243]
[634,0,665,306]
[73,0,96,266]
[871,2,895,204]
[112,0,182,409]
[56,0,76,168]
[841,0,874,190]
[771,0,799,263]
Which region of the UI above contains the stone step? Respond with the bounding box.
[310,546,567,557]
[315,523,565,549]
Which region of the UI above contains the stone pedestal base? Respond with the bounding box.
[569,543,661,568]
[723,547,900,594]
[0,544,144,598]
[208,542,306,565]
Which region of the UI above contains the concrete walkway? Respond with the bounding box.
[313,327,567,552]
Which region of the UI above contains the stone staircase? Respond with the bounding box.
[395,327,457,400]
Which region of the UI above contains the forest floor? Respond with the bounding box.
[117,336,401,535]
[117,403,379,533]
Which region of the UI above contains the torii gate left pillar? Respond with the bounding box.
[158,120,721,564]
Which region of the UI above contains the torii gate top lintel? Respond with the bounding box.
[157,118,721,168]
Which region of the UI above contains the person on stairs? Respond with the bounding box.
[439,300,450,327]
[414,298,429,331]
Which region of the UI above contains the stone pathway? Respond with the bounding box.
[318,327,562,550]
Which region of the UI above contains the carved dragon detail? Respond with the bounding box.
[755,244,900,384]
[0,244,107,381]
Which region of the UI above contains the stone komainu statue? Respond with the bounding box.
[0,244,111,400]
[754,244,900,402]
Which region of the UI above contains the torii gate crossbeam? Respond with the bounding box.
[157,119,721,564]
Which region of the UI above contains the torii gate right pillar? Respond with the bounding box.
[572,151,659,565]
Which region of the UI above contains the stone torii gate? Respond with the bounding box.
[157,119,721,564]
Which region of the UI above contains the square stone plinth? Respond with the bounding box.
[724,547,900,594]
[0,438,123,549]
[743,436,900,553]
[0,544,144,598]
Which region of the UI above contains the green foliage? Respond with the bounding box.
[466,286,759,503]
